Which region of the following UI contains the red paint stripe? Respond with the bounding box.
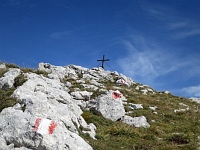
[112,92,122,99]
[48,121,57,134]
[33,118,42,132]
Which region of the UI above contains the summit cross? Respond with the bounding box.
[97,55,110,69]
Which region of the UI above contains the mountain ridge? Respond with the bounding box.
[0,62,200,150]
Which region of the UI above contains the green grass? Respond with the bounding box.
[14,74,27,87]
[5,63,20,68]
[0,88,19,112]
[0,68,7,78]
[80,82,200,150]
[81,108,200,149]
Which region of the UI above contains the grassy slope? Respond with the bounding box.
[80,80,200,150]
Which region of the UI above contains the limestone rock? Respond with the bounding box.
[0,63,6,69]
[91,90,125,121]
[81,84,99,91]
[111,71,119,76]
[89,79,104,88]
[70,91,93,100]
[0,68,21,89]
[11,72,96,145]
[130,103,143,110]
[0,108,93,150]
[121,115,150,128]
[116,73,135,87]
[38,62,78,79]
[67,64,89,75]
[189,97,200,104]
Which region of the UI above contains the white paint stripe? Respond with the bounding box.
[37,118,52,135]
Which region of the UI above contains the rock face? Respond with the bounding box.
[0,70,95,150]
[0,62,152,150]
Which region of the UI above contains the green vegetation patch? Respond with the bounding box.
[5,63,20,68]
[0,68,7,78]
[0,88,19,112]
[14,74,27,87]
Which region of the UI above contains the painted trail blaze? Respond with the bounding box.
[112,90,122,99]
[33,118,42,132]
[33,118,57,135]
[48,121,57,134]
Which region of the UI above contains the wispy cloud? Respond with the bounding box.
[140,1,200,40]
[172,28,200,39]
[119,37,176,76]
[182,86,200,97]
[117,34,199,86]
[168,22,189,29]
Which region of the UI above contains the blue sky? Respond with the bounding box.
[0,0,200,98]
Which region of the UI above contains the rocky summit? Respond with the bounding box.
[0,62,200,150]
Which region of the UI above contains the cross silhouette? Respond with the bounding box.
[97,55,110,69]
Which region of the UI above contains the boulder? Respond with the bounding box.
[121,115,150,128]
[116,73,135,87]
[0,68,21,89]
[0,108,93,150]
[91,90,125,121]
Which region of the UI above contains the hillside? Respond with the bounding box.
[0,62,200,150]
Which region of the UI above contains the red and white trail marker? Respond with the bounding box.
[33,118,57,135]
[112,90,122,99]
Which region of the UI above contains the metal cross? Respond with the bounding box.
[97,55,110,69]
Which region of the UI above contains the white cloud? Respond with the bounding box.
[182,86,200,97]
[140,1,200,40]
[117,36,187,80]
[116,34,200,89]
[172,29,200,39]
[168,22,189,29]
[167,21,200,39]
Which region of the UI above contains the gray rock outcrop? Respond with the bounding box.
[0,62,152,150]
[0,108,93,150]
[0,68,21,89]
[0,72,96,149]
